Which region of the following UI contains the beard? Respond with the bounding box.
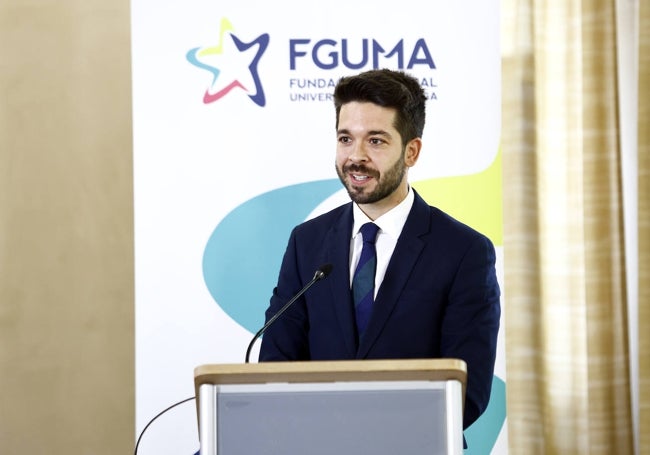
[335,155,407,205]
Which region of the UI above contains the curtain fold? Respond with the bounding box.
[502,0,545,450]
[581,1,632,451]
[502,0,635,452]
[638,1,650,453]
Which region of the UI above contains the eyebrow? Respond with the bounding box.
[336,128,392,138]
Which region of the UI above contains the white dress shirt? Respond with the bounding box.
[349,187,415,297]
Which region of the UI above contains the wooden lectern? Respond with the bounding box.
[194,359,466,455]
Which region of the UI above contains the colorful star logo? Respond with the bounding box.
[186,18,269,106]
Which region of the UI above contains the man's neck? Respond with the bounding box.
[356,183,410,221]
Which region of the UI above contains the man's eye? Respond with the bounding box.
[338,136,351,143]
[370,138,384,145]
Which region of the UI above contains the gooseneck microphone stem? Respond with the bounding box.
[244,264,332,363]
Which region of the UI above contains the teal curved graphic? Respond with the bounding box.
[202,179,341,333]
[464,375,506,453]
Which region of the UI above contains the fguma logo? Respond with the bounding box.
[187,18,437,106]
[186,18,269,107]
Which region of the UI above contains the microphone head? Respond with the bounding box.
[314,263,333,280]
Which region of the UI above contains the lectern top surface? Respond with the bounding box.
[194,358,467,387]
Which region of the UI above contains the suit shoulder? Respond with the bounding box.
[426,205,494,248]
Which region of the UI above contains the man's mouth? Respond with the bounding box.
[351,173,371,182]
[345,165,377,184]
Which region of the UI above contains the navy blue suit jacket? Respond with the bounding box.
[259,190,501,429]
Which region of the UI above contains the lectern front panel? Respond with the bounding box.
[205,381,458,455]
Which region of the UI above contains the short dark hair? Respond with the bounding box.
[333,69,426,145]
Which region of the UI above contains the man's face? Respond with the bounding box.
[335,102,416,211]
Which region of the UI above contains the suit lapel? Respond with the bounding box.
[356,192,431,358]
[325,204,358,357]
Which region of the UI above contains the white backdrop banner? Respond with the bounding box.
[132,1,505,453]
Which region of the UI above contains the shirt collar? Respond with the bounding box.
[352,186,415,239]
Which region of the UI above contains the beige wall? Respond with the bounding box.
[0,1,134,453]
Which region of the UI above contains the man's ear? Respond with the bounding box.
[404,138,422,167]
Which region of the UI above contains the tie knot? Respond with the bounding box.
[359,223,380,244]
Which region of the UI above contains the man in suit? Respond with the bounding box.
[259,68,501,430]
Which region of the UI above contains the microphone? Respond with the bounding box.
[244,263,333,363]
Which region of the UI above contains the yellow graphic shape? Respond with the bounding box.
[199,18,235,56]
[413,149,502,246]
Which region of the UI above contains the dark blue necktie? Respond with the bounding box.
[352,222,380,336]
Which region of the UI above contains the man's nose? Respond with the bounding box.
[348,143,369,162]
